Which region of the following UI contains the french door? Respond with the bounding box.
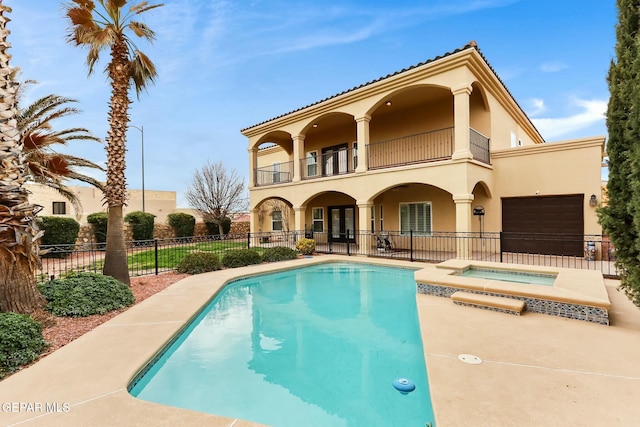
[322,144,349,176]
[328,205,356,242]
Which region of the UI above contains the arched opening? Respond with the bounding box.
[255,131,293,186]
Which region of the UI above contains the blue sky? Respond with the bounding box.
[10,0,615,207]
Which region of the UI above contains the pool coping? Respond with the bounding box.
[1,255,639,426]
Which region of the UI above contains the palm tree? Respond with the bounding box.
[19,93,105,217]
[0,2,46,314]
[65,0,163,284]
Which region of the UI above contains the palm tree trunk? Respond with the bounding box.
[102,37,132,285]
[0,3,46,313]
[0,254,45,313]
[102,205,130,284]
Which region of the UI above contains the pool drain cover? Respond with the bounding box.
[458,354,482,365]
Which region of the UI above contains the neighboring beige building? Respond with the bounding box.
[241,42,605,257]
[27,183,178,224]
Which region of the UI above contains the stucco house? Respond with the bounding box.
[241,42,605,257]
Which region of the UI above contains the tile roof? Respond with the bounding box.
[241,41,542,142]
[241,42,478,132]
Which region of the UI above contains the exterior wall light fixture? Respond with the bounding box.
[589,194,597,207]
[386,101,392,106]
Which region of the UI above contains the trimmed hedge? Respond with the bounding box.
[124,211,156,241]
[0,313,47,378]
[167,213,196,237]
[262,246,298,262]
[222,248,262,268]
[87,212,108,243]
[177,251,222,274]
[38,272,134,317]
[37,216,80,258]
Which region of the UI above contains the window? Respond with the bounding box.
[52,201,66,215]
[370,205,375,232]
[312,207,324,232]
[400,202,432,235]
[272,210,283,231]
[307,151,318,177]
[379,205,384,231]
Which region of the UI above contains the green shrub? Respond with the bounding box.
[124,211,156,241]
[87,212,108,243]
[262,246,298,262]
[0,313,47,378]
[296,238,316,255]
[222,248,262,268]
[205,217,232,236]
[167,213,196,237]
[177,251,221,274]
[38,272,134,317]
[37,216,80,258]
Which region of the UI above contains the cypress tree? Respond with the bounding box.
[599,0,640,306]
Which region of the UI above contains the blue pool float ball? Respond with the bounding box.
[392,378,415,392]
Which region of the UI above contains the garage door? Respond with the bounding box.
[501,195,584,256]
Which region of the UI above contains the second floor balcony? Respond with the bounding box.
[253,127,490,187]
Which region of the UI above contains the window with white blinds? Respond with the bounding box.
[399,202,432,235]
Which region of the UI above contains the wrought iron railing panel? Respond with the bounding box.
[367,127,454,169]
[38,230,619,280]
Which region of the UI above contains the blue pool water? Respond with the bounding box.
[461,267,556,286]
[129,262,435,426]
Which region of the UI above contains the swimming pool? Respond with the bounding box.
[460,267,556,285]
[129,262,435,426]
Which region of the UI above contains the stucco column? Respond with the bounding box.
[248,147,258,187]
[293,206,305,232]
[357,201,373,253]
[249,208,258,235]
[355,114,371,173]
[453,193,474,259]
[451,85,473,160]
[292,134,305,182]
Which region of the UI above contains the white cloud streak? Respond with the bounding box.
[539,61,568,73]
[532,98,607,140]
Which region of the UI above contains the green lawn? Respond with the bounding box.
[126,240,272,272]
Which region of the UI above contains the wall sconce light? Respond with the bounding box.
[312,123,318,128]
[385,101,392,106]
[589,194,597,207]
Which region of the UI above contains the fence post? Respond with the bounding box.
[346,230,350,256]
[154,239,159,276]
[410,229,414,262]
[247,232,251,249]
[499,232,503,263]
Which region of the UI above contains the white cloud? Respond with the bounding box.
[531,98,607,140]
[539,61,568,73]
[527,98,546,117]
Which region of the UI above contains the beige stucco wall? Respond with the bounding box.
[489,137,605,234]
[27,184,177,225]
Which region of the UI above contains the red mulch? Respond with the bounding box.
[40,272,188,358]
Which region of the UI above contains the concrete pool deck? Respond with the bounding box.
[1,255,639,426]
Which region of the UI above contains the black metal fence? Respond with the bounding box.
[38,230,619,281]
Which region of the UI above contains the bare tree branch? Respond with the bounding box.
[185,161,247,233]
